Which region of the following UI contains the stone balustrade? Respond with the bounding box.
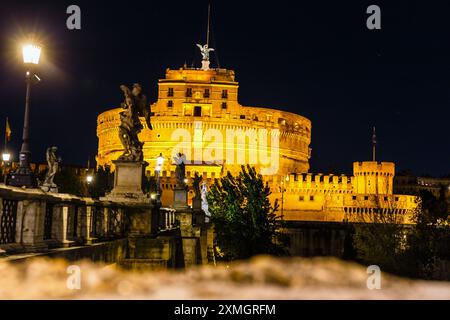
[0,185,160,254]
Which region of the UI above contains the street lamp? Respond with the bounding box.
[281,175,290,219]
[8,42,42,188]
[2,152,11,163]
[86,174,93,184]
[2,151,11,184]
[155,153,165,203]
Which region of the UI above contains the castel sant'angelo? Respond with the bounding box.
[97,42,417,224]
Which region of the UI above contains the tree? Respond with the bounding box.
[352,191,450,279]
[207,165,286,261]
[88,165,114,199]
[54,167,88,196]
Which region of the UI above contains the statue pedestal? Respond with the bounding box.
[40,184,58,193]
[201,60,211,71]
[192,197,201,210]
[102,160,150,203]
[173,187,188,209]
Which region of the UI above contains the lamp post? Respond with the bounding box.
[280,174,289,219]
[2,152,11,184]
[8,43,42,188]
[155,153,165,204]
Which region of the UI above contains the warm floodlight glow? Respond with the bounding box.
[86,175,93,184]
[150,193,157,200]
[22,44,42,65]
[2,153,11,162]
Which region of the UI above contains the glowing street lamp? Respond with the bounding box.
[22,44,42,65]
[2,152,11,163]
[2,151,11,184]
[155,153,164,203]
[8,42,42,188]
[86,175,94,184]
[281,174,290,219]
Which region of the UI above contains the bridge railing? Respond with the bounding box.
[158,208,177,231]
[0,185,156,253]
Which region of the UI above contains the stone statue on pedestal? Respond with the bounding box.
[41,146,60,193]
[174,152,187,188]
[192,172,202,201]
[118,83,152,162]
[201,181,211,222]
[196,44,214,71]
[196,44,214,61]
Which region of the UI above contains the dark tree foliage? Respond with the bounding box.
[54,167,88,197]
[88,165,114,199]
[353,189,450,279]
[207,165,287,261]
[143,174,157,194]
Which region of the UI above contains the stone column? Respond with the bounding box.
[15,199,48,252]
[128,205,155,236]
[52,204,75,247]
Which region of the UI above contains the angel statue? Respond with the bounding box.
[201,181,211,222]
[118,83,153,162]
[173,152,187,188]
[41,146,61,192]
[192,172,202,201]
[196,44,214,61]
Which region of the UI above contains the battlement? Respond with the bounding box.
[353,161,395,176]
[162,67,236,83]
[274,173,354,193]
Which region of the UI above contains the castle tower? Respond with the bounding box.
[353,161,395,195]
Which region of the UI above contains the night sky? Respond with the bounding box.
[0,0,449,176]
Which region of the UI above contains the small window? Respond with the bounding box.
[364,196,369,201]
[167,100,173,108]
[352,196,357,201]
[384,196,388,201]
[395,197,399,201]
[186,88,192,97]
[194,106,202,117]
[299,196,304,201]
[278,118,286,125]
[309,196,314,201]
[204,89,210,98]
[221,102,227,109]
[168,88,174,97]
[240,115,246,119]
[222,90,228,99]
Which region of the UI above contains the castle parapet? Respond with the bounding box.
[353,161,395,195]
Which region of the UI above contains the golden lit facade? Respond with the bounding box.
[97,67,417,222]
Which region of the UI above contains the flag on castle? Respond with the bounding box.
[5,117,11,142]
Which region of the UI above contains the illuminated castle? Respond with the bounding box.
[97,64,417,223]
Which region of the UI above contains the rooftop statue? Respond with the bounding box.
[196,44,214,61]
[118,83,152,162]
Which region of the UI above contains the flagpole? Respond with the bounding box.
[4,117,7,152]
[372,126,376,162]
